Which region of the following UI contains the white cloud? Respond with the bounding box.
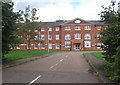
[12,0,120,22]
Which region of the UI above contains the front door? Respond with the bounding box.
[75,43,80,50]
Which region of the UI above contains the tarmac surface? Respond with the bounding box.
[2,51,101,84]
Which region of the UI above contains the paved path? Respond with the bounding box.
[3,52,100,83]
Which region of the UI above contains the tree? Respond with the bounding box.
[100,4,120,62]
[2,1,21,57]
[99,2,120,82]
[18,5,41,52]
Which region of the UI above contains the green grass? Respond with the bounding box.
[3,50,69,65]
[91,52,107,63]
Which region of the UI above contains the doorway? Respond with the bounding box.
[74,43,80,50]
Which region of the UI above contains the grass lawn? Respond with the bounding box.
[3,50,69,65]
[91,52,107,63]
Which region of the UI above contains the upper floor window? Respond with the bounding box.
[97,26,102,30]
[41,28,45,31]
[97,33,101,39]
[56,34,60,40]
[85,26,91,30]
[34,30,38,32]
[65,34,71,40]
[105,26,108,30]
[74,33,81,39]
[48,34,52,40]
[48,27,52,31]
[85,33,91,39]
[41,34,45,40]
[65,41,71,48]
[56,27,60,31]
[75,26,81,30]
[65,26,71,30]
[34,35,38,40]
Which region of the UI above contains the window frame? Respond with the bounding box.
[16,44,20,49]
[34,35,38,40]
[65,41,71,48]
[48,27,52,31]
[56,43,60,49]
[41,28,45,31]
[75,26,81,30]
[41,43,45,49]
[41,34,45,40]
[56,27,60,31]
[34,44,38,49]
[97,26,102,30]
[56,34,60,40]
[74,33,81,39]
[85,26,91,30]
[84,41,91,48]
[65,34,71,40]
[65,26,71,30]
[48,34,52,40]
[48,43,52,49]
[84,33,91,40]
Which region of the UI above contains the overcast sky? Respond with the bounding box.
[12,0,120,22]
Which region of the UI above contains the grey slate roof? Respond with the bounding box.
[88,20,106,25]
[41,22,65,26]
[39,19,106,27]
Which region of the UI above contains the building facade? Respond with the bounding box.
[13,18,107,50]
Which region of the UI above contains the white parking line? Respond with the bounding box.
[60,59,63,62]
[27,75,41,85]
[49,63,59,70]
[50,66,54,69]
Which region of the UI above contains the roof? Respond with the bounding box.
[39,18,107,27]
[88,20,106,25]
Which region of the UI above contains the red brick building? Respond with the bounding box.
[13,18,107,50]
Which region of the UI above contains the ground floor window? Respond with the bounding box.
[41,43,45,49]
[56,43,60,49]
[84,41,91,47]
[65,41,71,48]
[27,44,31,49]
[34,44,38,49]
[16,44,20,49]
[48,43,52,49]
[97,42,101,48]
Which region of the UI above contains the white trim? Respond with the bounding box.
[84,41,91,48]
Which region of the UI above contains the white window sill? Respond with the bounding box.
[84,46,91,48]
[85,29,91,30]
[75,38,81,39]
[34,48,38,49]
[16,48,20,49]
[56,48,60,49]
[75,29,81,30]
